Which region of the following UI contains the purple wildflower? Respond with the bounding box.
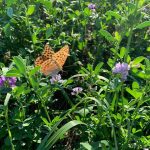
[71,87,83,95]
[7,77,17,87]
[112,62,130,80]
[0,76,6,87]
[88,3,96,11]
[50,74,64,84]
[0,76,17,87]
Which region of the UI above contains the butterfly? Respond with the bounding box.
[35,44,69,76]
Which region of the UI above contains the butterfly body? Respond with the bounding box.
[35,44,69,76]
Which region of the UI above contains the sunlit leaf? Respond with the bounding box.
[37,120,85,150]
[26,5,35,16]
[136,21,150,29]
[126,87,142,99]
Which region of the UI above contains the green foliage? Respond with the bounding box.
[0,0,150,149]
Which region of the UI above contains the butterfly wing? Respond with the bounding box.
[41,45,69,76]
[41,59,60,76]
[53,45,69,67]
[35,44,54,67]
[42,44,54,58]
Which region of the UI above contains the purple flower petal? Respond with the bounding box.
[71,87,83,95]
[112,62,130,80]
[7,77,17,87]
[88,3,96,11]
[50,74,64,84]
[0,76,17,87]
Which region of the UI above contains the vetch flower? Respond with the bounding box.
[88,3,96,11]
[50,74,64,84]
[112,62,130,80]
[71,87,83,95]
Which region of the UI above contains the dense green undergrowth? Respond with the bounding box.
[0,0,150,149]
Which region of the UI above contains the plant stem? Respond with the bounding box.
[37,94,51,123]
[107,114,118,150]
[124,1,139,62]
[121,82,124,122]
[43,103,51,122]
[59,86,74,107]
[5,107,15,150]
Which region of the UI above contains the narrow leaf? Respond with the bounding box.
[38,120,85,150]
[94,62,103,75]
[136,21,150,29]
[4,93,11,106]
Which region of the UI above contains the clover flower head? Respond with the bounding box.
[88,3,96,11]
[50,74,64,84]
[0,76,17,87]
[112,62,130,80]
[0,76,6,87]
[7,77,17,87]
[71,87,83,95]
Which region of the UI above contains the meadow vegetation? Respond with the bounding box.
[0,0,150,149]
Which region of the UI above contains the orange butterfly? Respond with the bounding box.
[35,44,69,76]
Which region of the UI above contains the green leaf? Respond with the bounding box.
[94,62,103,75]
[77,106,94,117]
[4,93,11,106]
[32,33,37,44]
[3,23,11,37]
[138,0,145,7]
[99,29,115,43]
[7,7,13,18]
[87,64,93,72]
[80,142,92,150]
[13,83,31,97]
[132,82,139,89]
[37,0,53,10]
[13,56,26,76]
[80,140,109,150]
[131,68,147,79]
[126,87,142,99]
[0,63,5,68]
[115,31,121,42]
[46,28,53,39]
[147,47,150,52]
[127,55,131,63]
[26,5,35,16]
[107,58,114,68]
[119,47,126,58]
[28,67,40,76]
[5,0,17,6]
[136,21,150,29]
[106,11,121,20]
[38,120,85,150]
[41,117,50,127]
[29,75,39,90]
[132,56,145,65]
[6,68,22,77]
[75,10,81,16]
[84,8,91,16]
